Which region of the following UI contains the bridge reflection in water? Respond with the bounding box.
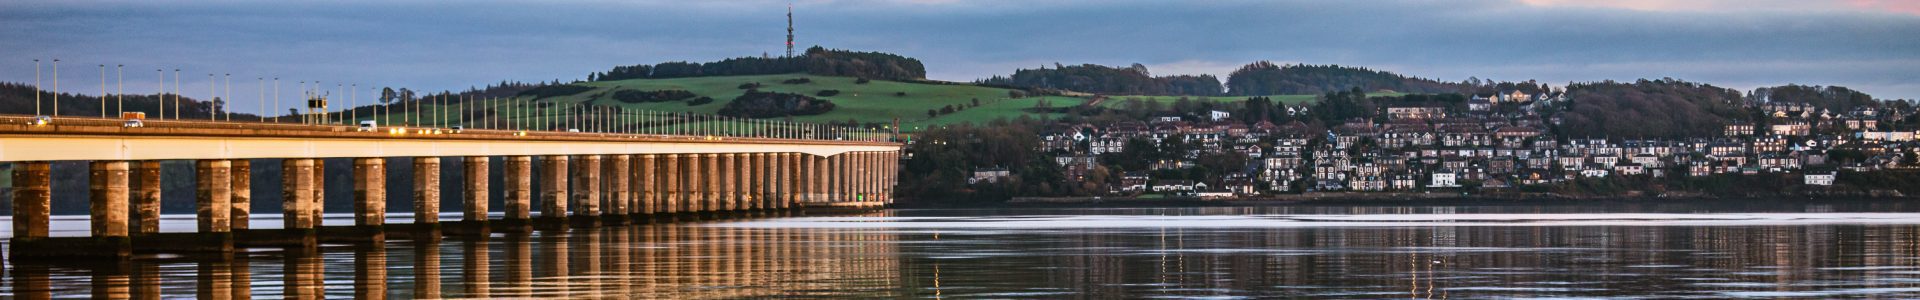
[10,211,906,299]
[15,206,1920,298]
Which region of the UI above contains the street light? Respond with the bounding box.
[209,73,216,121]
[99,64,106,117]
[172,69,180,120]
[52,59,59,118]
[33,59,40,116]
[156,69,164,119]
[116,65,123,116]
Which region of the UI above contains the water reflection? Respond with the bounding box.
[6,207,1920,298]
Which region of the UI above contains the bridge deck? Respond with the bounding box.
[0,116,900,162]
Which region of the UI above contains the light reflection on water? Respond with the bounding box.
[6,204,1920,298]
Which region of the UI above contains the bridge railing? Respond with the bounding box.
[4,106,900,143]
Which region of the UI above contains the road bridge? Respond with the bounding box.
[0,115,902,260]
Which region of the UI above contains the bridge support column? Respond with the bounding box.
[700,154,718,214]
[606,154,630,219]
[353,158,388,227]
[538,155,569,220]
[807,155,823,204]
[750,153,767,211]
[664,154,683,215]
[722,153,738,212]
[414,157,441,225]
[131,161,162,235]
[195,160,233,233]
[571,155,601,222]
[504,156,532,221]
[463,157,490,222]
[89,161,130,238]
[283,159,316,229]
[231,160,252,230]
[10,162,50,239]
[312,160,326,227]
[695,153,718,214]
[779,153,794,209]
[637,154,657,216]
[833,154,847,203]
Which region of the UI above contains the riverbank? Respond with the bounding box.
[928,192,1920,209]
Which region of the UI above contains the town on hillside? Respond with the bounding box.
[960,87,1916,200]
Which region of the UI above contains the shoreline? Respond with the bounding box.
[898,193,1920,209]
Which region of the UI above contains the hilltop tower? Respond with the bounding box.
[786,3,795,58]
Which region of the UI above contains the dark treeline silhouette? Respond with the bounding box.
[591,46,926,82]
[610,89,697,103]
[716,91,835,118]
[1555,78,1748,139]
[0,82,260,120]
[1751,84,1879,112]
[976,63,1225,96]
[1226,61,1466,95]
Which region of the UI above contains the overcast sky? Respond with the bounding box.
[3,0,1917,114]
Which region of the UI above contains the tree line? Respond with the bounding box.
[976,63,1225,96]
[590,46,926,82]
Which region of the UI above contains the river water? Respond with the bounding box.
[7,202,1920,298]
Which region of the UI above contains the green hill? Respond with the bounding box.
[467,74,1085,131]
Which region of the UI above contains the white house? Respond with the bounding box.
[1429,170,1459,188]
[1805,172,1836,186]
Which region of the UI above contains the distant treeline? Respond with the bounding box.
[0,82,253,120]
[590,46,926,82]
[976,63,1224,96]
[1225,62,1465,96]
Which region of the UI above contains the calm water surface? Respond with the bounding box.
[8,203,1920,298]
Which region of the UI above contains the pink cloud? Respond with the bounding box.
[1520,0,1920,15]
[1847,0,1920,16]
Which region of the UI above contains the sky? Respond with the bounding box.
[2,0,1917,114]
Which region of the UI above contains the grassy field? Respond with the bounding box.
[351,74,1404,133]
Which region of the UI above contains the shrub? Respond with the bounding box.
[781,78,812,84]
[717,91,836,118]
[816,90,841,97]
[737,82,762,90]
[610,89,697,103]
[687,96,715,106]
[856,78,871,84]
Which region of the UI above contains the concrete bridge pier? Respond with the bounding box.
[750,153,766,211]
[235,158,318,248]
[413,157,442,226]
[663,154,684,220]
[722,153,739,213]
[538,155,570,227]
[324,157,386,243]
[689,153,710,218]
[195,160,234,234]
[570,155,602,227]
[230,160,251,230]
[11,161,137,260]
[504,156,532,222]
[605,154,631,224]
[636,154,658,220]
[131,161,162,235]
[283,159,317,230]
[462,157,491,223]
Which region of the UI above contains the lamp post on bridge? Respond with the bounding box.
[116,65,124,116]
[33,59,40,116]
[99,64,106,118]
[52,59,59,118]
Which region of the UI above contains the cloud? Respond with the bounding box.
[0,0,1916,116]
